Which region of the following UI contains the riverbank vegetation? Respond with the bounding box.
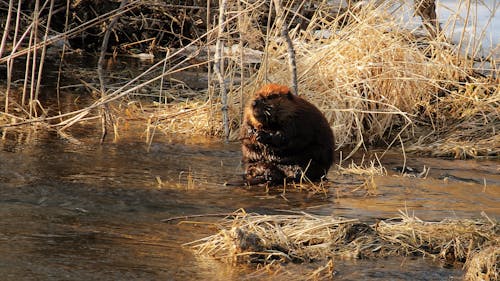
[0,0,498,158]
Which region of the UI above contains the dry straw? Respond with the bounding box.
[143,0,499,158]
[186,209,499,280]
[0,0,498,158]
[246,0,499,157]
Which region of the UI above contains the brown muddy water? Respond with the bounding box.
[0,126,498,281]
[0,54,499,280]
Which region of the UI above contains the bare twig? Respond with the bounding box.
[214,0,230,141]
[161,212,237,223]
[56,0,71,113]
[0,0,14,59]
[272,0,298,95]
[34,0,55,111]
[97,0,128,142]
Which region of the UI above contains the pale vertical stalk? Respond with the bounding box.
[461,0,475,64]
[97,0,128,142]
[34,0,55,112]
[470,0,479,61]
[237,0,244,120]
[0,0,13,58]
[456,0,471,59]
[263,0,274,83]
[206,0,213,129]
[446,0,465,48]
[29,0,41,117]
[22,25,34,107]
[2,0,14,114]
[5,59,12,113]
[146,47,170,150]
[8,0,23,93]
[272,0,298,95]
[214,0,229,141]
[159,48,171,104]
[56,0,71,113]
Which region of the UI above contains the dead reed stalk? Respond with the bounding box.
[97,0,128,142]
[214,0,230,141]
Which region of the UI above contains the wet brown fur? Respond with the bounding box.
[241,84,335,185]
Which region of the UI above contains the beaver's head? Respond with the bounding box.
[246,84,294,129]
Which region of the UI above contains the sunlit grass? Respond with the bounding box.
[185,209,498,280]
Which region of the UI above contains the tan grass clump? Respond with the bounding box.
[337,159,386,177]
[1,0,498,158]
[464,241,499,281]
[375,212,496,261]
[148,100,222,136]
[186,210,365,263]
[251,2,433,147]
[187,209,498,277]
[242,1,499,157]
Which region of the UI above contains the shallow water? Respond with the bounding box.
[1,1,498,279]
[0,127,498,280]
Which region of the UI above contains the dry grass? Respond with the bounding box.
[1,0,499,158]
[120,0,498,158]
[337,157,387,177]
[244,0,499,157]
[186,209,499,279]
[465,242,500,281]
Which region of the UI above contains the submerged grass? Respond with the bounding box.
[186,209,499,280]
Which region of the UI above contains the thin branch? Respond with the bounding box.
[56,0,71,114]
[0,0,14,59]
[0,10,242,130]
[272,0,298,95]
[161,212,237,223]
[0,0,141,64]
[214,0,230,141]
[97,0,128,143]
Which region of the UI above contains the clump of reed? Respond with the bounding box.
[337,154,386,177]
[186,209,499,280]
[136,0,499,158]
[1,1,498,158]
[465,241,499,281]
[244,0,499,157]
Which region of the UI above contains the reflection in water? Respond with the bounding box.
[0,130,497,280]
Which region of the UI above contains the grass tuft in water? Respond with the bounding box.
[185,209,499,279]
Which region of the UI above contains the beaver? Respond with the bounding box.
[240,83,335,185]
